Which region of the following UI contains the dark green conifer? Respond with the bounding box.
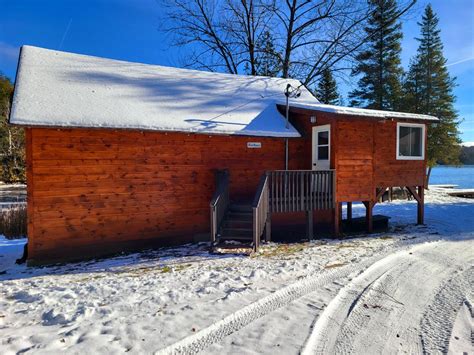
[349,0,404,110]
[316,68,340,105]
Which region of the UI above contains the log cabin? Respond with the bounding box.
[9,46,438,265]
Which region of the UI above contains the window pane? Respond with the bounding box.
[411,127,422,156]
[398,126,422,157]
[318,146,329,160]
[318,131,329,145]
[399,127,411,156]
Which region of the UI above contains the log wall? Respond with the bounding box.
[26,112,427,263]
[288,111,427,203]
[26,128,294,263]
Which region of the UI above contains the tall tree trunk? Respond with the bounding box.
[282,0,297,78]
[8,128,12,155]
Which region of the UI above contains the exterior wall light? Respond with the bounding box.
[310,116,317,124]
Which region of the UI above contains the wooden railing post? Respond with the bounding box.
[209,169,230,244]
[210,207,216,243]
[252,173,270,252]
[253,207,259,252]
[265,212,271,242]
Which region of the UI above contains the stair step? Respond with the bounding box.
[228,204,252,212]
[223,220,253,228]
[221,227,253,235]
[214,241,252,248]
[220,229,253,239]
[212,241,253,254]
[220,234,253,241]
[219,236,253,243]
[227,211,253,219]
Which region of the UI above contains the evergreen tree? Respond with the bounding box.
[253,31,281,77]
[349,0,404,110]
[0,74,25,183]
[404,5,461,182]
[316,68,340,105]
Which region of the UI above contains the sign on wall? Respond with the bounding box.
[247,142,262,149]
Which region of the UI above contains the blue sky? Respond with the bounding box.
[1,0,473,142]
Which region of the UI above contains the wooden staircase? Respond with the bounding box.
[213,203,254,252]
[210,169,336,254]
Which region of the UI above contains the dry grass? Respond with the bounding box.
[0,205,27,239]
[324,262,347,269]
[257,243,311,258]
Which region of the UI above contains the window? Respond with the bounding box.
[396,123,425,160]
[317,131,329,160]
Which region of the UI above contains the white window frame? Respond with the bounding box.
[396,122,425,160]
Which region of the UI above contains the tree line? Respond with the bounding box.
[0,75,25,183]
[164,0,462,181]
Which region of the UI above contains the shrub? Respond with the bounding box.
[0,205,27,239]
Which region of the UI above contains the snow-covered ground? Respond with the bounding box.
[0,189,473,354]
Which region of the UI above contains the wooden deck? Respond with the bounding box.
[429,184,458,189]
[445,189,474,198]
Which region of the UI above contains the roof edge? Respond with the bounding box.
[8,45,23,125]
[9,121,302,138]
[281,102,439,122]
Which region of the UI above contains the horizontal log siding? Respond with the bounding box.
[28,112,427,263]
[335,120,374,201]
[288,111,427,203]
[373,120,426,187]
[28,128,294,262]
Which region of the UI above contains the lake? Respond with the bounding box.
[430,165,474,189]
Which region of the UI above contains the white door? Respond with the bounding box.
[312,125,331,170]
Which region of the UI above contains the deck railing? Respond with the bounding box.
[252,173,270,251]
[268,170,335,213]
[210,170,230,243]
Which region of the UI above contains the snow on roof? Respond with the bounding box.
[10,46,323,138]
[286,102,439,122]
[10,46,437,137]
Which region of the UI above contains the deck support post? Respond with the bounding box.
[306,211,314,240]
[347,202,352,223]
[265,212,272,242]
[406,186,425,225]
[417,186,424,225]
[364,201,374,233]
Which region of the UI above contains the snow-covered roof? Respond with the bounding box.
[285,102,438,122]
[10,46,437,137]
[10,46,323,137]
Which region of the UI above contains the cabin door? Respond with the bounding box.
[312,125,331,170]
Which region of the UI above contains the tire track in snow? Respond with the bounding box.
[300,250,414,355]
[300,241,473,355]
[420,266,474,354]
[154,249,403,355]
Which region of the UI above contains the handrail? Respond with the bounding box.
[251,170,335,252]
[252,173,270,252]
[210,169,230,244]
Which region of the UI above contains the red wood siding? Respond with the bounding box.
[373,120,426,187]
[27,128,295,263]
[288,111,427,203]
[27,112,428,263]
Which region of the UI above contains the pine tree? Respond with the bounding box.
[254,31,280,77]
[349,0,404,110]
[316,68,340,105]
[404,5,461,182]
